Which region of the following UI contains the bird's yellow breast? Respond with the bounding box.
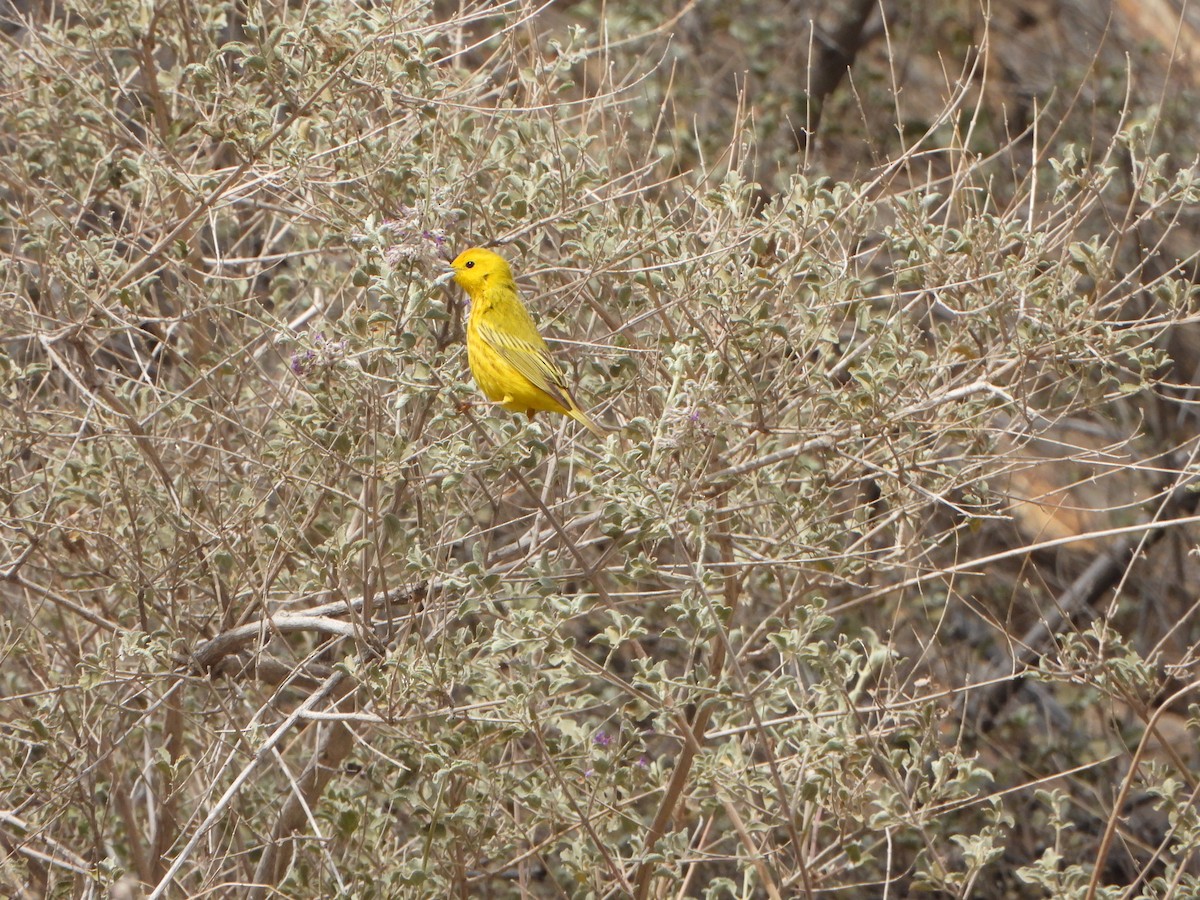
[466,316,569,415]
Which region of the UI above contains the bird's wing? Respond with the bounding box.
[476,318,577,410]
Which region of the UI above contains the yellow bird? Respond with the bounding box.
[446,247,606,438]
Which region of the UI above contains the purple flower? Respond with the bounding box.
[290,333,347,377]
[422,230,448,249]
[290,348,316,376]
[379,214,449,264]
[593,731,611,747]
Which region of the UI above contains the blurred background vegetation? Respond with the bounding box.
[4,0,1200,896]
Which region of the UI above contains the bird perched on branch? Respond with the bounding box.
[444,247,606,438]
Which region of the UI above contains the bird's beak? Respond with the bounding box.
[432,266,456,287]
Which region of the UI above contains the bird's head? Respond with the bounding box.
[445,247,513,295]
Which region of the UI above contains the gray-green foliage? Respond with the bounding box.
[2,0,1200,896]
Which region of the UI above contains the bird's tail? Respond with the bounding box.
[569,407,608,439]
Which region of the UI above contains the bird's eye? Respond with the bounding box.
[465,261,475,268]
